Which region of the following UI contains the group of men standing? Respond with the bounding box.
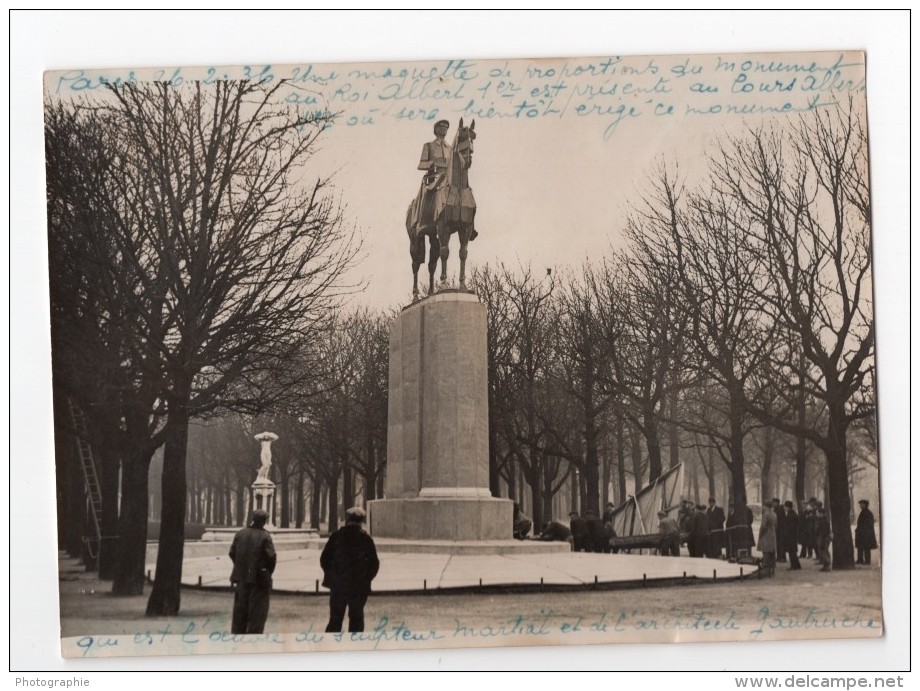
[756,497,877,575]
[657,498,727,559]
[568,503,619,553]
[228,506,379,635]
[759,497,833,574]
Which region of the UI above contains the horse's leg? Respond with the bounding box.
[438,223,451,283]
[410,233,423,299]
[427,233,440,294]
[458,225,471,289]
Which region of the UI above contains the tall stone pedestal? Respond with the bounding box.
[368,290,512,540]
[251,479,277,528]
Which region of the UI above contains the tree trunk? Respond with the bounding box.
[629,425,643,494]
[760,425,775,507]
[795,353,808,505]
[488,384,501,497]
[310,478,321,530]
[529,475,543,533]
[668,389,680,469]
[825,401,855,570]
[295,470,305,528]
[642,410,662,482]
[280,470,290,528]
[342,463,354,512]
[57,428,84,558]
[235,485,244,527]
[376,469,385,500]
[707,446,716,502]
[570,469,579,514]
[146,399,190,617]
[601,443,611,507]
[326,474,339,534]
[583,415,600,516]
[365,437,378,501]
[616,413,627,504]
[112,449,153,596]
[97,442,121,580]
[691,462,700,504]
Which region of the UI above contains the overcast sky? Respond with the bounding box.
[45,50,868,311]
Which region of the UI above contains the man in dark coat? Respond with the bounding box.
[689,504,710,558]
[537,520,573,548]
[706,497,726,558]
[799,500,816,559]
[320,507,380,633]
[229,509,277,634]
[783,501,802,570]
[602,501,616,524]
[773,498,787,563]
[569,511,589,552]
[854,499,878,565]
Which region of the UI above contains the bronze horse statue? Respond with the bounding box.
[406,119,477,298]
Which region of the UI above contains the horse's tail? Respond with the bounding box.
[407,203,417,241]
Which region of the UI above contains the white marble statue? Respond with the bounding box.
[254,431,279,482]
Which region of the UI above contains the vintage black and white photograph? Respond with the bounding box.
[11,10,910,675]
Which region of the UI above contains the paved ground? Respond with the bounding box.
[166,540,759,593]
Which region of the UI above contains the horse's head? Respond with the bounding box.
[455,118,476,154]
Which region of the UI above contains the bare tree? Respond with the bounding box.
[549,265,610,514]
[489,263,560,528]
[712,104,874,569]
[46,80,360,613]
[595,249,686,483]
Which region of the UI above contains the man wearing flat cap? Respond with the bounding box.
[229,509,277,634]
[320,506,380,633]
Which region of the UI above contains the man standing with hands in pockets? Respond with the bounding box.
[229,509,277,634]
[321,507,380,633]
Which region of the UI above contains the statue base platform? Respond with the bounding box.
[367,496,513,541]
[200,526,320,542]
[369,537,571,555]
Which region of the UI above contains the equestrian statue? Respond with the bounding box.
[406,118,478,298]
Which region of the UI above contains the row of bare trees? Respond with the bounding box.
[473,102,873,569]
[46,81,360,615]
[48,80,874,624]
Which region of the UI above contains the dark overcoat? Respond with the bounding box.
[229,526,277,585]
[855,508,878,550]
[783,509,800,552]
[321,524,380,596]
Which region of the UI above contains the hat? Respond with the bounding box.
[569,511,579,517]
[858,499,869,506]
[434,119,450,130]
[345,507,367,524]
[250,509,269,527]
[784,500,793,508]
[657,510,667,517]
